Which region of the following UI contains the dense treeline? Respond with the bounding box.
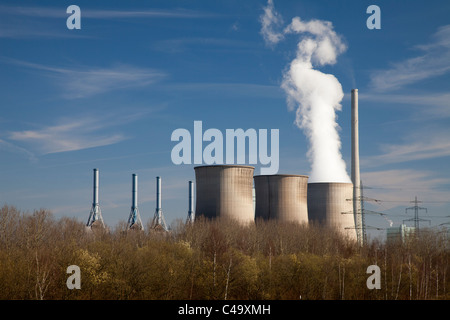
[0,204,449,300]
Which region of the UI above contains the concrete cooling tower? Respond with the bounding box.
[307,182,357,241]
[254,175,309,224]
[194,165,255,225]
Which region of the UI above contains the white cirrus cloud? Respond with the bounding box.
[2,58,167,98]
[361,169,449,212]
[370,24,450,92]
[362,127,450,168]
[0,5,211,19]
[260,0,284,46]
[359,92,450,119]
[8,116,128,155]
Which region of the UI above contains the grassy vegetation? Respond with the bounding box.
[0,204,448,300]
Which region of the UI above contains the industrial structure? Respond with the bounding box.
[386,224,415,244]
[86,168,105,230]
[254,174,309,224]
[127,174,144,231]
[307,182,357,241]
[84,88,371,242]
[194,165,254,225]
[351,89,364,246]
[191,88,365,238]
[150,176,168,231]
[186,180,195,223]
[404,196,430,232]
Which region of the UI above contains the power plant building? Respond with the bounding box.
[254,174,309,224]
[307,182,357,241]
[194,165,255,225]
[386,224,415,244]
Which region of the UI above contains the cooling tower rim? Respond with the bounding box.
[254,174,309,178]
[194,165,255,170]
[307,182,353,186]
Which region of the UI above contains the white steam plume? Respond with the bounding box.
[259,0,284,46]
[383,215,394,227]
[261,0,350,183]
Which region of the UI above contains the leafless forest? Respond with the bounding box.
[0,205,448,300]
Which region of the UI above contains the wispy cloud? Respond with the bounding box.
[0,5,212,19]
[0,25,89,39]
[260,0,284,46]
[0,5,212,39]
[360,92,450,119]
[0,138,37,162]
[370,25,450,92]
[0,6,88,39]
[8,116,129,155]
[2,58,167,98]
[83,8,212,19]
[363,128,450,168]
[362,169,449,210]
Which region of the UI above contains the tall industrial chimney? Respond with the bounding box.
[351,89,363,245]
[86,168,105,229]
[127,173,144,230]
[156,176,161,212]
[151,176,168,231]
[186,180,195,223]
[93,168,99,208]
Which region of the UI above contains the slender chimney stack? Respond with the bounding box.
[351,89,363,245]
[86,168,105,229]
[156,176,161,213]
[187,180,195,223]
[93,168,99,207]
[127,173,143,230]
[131,174,137,208]
[132,173,138,210]
[151,176,168,231]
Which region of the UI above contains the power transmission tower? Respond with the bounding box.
[404,196,430,232]
[345,181,385,244]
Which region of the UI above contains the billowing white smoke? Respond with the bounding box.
[260,0,351,183]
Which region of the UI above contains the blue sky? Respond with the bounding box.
[1,0,449,240]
